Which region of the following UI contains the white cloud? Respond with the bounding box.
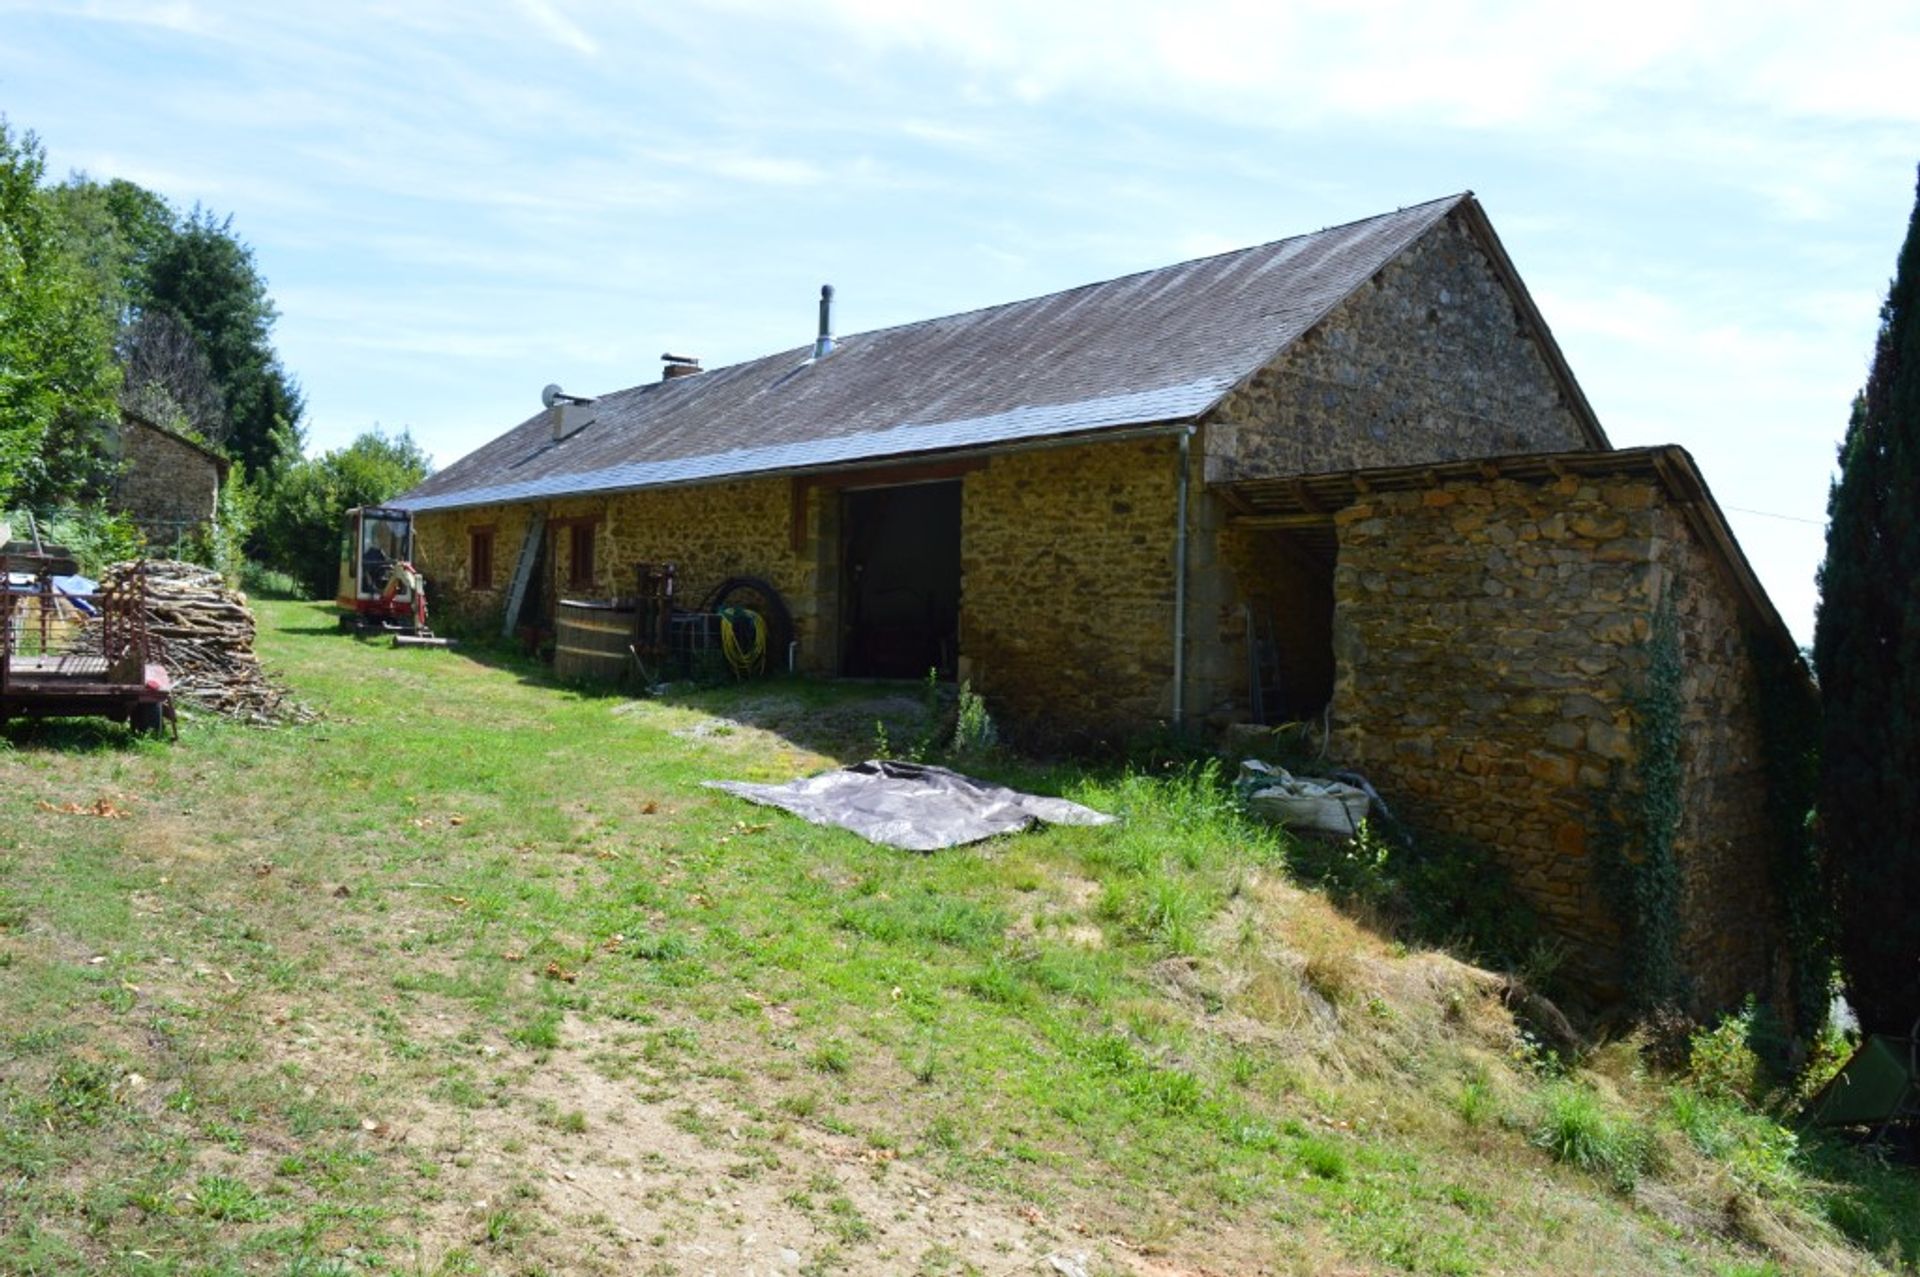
[711,0,1920,132]
[689,153,827,187]
[510,0,598,58]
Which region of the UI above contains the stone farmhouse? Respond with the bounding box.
[394,193,1806,1011]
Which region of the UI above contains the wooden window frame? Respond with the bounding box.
[564,519,598,591]
[468,525,495,591]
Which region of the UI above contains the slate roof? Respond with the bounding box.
[397,194,1480,513]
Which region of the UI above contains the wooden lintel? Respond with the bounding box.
[1350,474,1371,494]
[1232,512,1340,531]
[1290,479,1324,512]
[810,456,985,492]
[1478,460,1502,481]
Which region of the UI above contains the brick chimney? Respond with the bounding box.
[662,353,702,381]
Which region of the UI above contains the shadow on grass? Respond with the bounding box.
[414,628,949,761]
[1,717,152,753]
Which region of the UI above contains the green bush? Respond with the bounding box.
[36,506,145,576]
[180,465,253,583]
[253,428,429,598]
[1686,999,1769,1104]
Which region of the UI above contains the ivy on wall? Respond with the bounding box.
[1598,594,1687,1011]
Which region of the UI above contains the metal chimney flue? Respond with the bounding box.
[813,284,835,360]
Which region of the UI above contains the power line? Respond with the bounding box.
[1724,505,1824,527]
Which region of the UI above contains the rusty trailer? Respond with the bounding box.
[1,533,174,737]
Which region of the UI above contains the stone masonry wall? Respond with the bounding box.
[1660,510,1779,1012]
[1203,210,1591,485]
[959,437,1181,742]
[416,440,1182,730]
[1330,473,1778,1010]
[412,477,830,667]
[113,421,221,541]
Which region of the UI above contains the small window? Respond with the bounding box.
[568,522,595,589]
[469,528,494,590]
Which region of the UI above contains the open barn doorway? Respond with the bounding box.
[1244,526,1336,723]
[840,481,961,678]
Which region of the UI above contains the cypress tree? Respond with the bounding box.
[1814,166,1920,1035]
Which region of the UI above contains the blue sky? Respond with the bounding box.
[4,1,1917,642]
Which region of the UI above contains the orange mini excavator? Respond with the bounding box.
[335,506,451,647]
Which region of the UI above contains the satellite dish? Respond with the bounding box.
[541,383,564,410]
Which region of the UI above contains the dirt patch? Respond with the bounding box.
[371,1014,1281,1276]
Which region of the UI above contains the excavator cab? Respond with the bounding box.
[337,507,419,630]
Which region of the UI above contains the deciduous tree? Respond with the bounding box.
[0,119,119,507]
[256,429,431,598]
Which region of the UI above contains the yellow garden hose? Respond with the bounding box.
[719,607,766,678]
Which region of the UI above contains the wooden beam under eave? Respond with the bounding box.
[1231,512,1341,531]
[1215,485,1255,516]
[807,456,985,491]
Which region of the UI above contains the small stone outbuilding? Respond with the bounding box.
[393,192,1808,1013]
[110,411,229,545]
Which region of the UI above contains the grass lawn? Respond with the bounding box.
[1,597,1915,1275]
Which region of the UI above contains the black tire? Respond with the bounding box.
[701,576,793,668]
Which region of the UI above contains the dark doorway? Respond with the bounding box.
[1245,528,1335,723]
[841,481,961,678]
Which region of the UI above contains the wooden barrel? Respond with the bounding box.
[553,598,635,683]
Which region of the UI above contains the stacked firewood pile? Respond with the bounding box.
[100,560,315,724]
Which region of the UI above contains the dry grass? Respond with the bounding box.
[0,599,1912,1276]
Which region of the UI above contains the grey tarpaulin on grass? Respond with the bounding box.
[705,759,1117,852]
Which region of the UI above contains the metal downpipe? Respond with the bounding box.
[1173,427,1192,730]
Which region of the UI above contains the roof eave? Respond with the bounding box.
[393,420,1198,514]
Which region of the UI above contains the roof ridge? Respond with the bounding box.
[583,193,1474,394]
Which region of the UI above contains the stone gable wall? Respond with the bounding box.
[1330,473,1778,1009]
[1203,211,1590,485]
[113,423,222,541]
